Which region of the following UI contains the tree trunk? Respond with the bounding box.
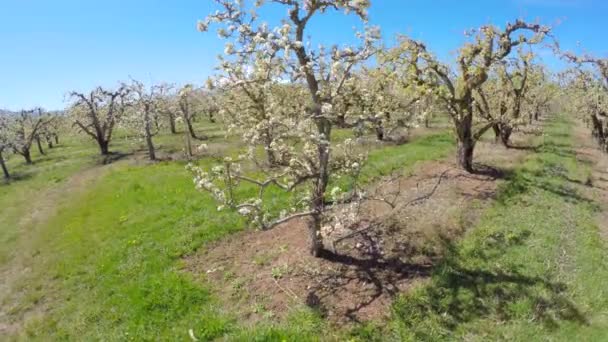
[335,114,347,128]
[492,124,501,144]
[457,140,475,173]
[99,139,110,155]
[184,128,193,160]
[309,118,331,257]
[23,148,32,164]
[145,121,156,161]
[54,134,59,144]
[154,115,160,131]
[500,126,512,148]
[46,136,54,149]
[169,113,177,134]
[36,136,45,155]
[0,150,9,179]
[308,214,324,257]
[374,120,385,141]
[534,111,540,121]
[456,114,475,173]
[425,117,430,128]
[186,117,198,140]
[591,115,605,147]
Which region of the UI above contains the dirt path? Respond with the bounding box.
[184,127,542,325]
[0,162,117,335]
[572,123,608,242]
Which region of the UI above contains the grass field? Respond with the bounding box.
[1,115,607,341]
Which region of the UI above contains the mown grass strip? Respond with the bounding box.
[388,115,608,341]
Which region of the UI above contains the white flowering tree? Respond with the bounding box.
[124,80,173,161]
[561,68,608,151]
[390,20,550,172]
[562,53,608,151]
[208,53,309,166]
[11,108,47,164]
[193,0,379,257]
[473,52,536,147]
[343,60,429,143]
[0,114,13,179]
[39,113,65,148]
[176,84,207,141]
[524,65,555,124]
[68,85,130,155]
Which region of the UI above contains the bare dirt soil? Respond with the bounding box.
[183,133,536,326]
[572,124,608,242]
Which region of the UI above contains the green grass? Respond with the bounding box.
[1,124,454,340]
[388,115,608,341]
[6,114,606,341]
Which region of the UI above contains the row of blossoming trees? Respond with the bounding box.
[66,82,218,161]
[3,1,602,257]
[0,82,217,178]
[187,0,564,257]
[0,109,64,179]
[560,54,608,152]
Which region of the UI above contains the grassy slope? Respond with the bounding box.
[2,128,453,340]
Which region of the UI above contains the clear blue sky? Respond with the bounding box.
[0,0,606,111]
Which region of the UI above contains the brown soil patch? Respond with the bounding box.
[572,124,608,242]
[183,133,537,325]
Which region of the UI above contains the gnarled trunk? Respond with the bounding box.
[36,136,45,155]
[184,128,193,160]
[335,114,347,128]
[22,148,32,164]
[500,126,513,148]
[375,124,385,141]
[591,114,605,148]
[169,113,177,134]
[98,139,110,155]
[144,116,156,161]
[309,118,331,257]
[0,150,9,179]
[456,113,475,173]
[492,124,501,144]
[185,116,207,140]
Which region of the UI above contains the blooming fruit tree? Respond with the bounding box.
[192,0,380,257]
[10,108,47,164]
[561,67,608,152]
[473,52,547,147]
[68,86,130,155]
[124,80,173,161]
[0,114,14,179]
[388,20,551,172]
[562,53,608,152]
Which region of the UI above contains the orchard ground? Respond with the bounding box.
[1,114,607,341]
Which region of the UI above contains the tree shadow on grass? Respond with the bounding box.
[470,163,515,179]
[0,172,34,185]
[391,233,588,340]
[100,151,132,165]
[507,144,542,152]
